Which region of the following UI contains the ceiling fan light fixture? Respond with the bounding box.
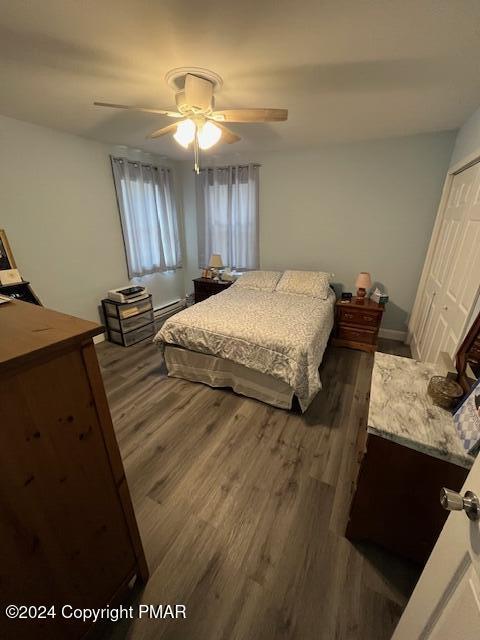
[173,118,196,148]
[95,70,287,172]
[197,121,222,150]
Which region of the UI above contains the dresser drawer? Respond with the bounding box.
[104,297,153,320]
[338,306,380,327]
[107,309,154,333]
[110,322,154,346]
[338,324,376,344]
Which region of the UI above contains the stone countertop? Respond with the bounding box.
[368,352,474,469]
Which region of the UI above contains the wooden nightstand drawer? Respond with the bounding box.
[338,306,379,327]
[332,296,384,353]
[193,278,233,303]
[338,324,376,344]
[194,283,211,296]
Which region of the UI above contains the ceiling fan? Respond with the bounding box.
[94,67,288,172]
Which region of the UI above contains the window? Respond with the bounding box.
[195,164,259,270]
[111,157,182,278]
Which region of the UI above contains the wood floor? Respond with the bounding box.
[96,337,419,640]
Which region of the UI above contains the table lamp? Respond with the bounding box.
[209,253,224,280]
[355,272,372,300]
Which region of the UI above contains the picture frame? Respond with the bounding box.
[453,378,480,455]
[0,229,17,271]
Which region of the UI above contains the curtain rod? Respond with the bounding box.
[195,163,261,173]
[111,156,171,171]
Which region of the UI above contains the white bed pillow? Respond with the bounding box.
[276,270,331,299]
[232,270,283,292]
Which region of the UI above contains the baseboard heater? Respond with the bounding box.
[154,298,186,324]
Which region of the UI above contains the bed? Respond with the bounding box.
[154,270,335,411]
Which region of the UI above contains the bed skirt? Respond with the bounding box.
[164,345,295,410]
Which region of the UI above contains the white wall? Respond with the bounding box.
[450,105,480,167]
[0,114,185,322]
[0,113,455,333]
[182,131,455,332]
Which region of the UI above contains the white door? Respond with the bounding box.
[414,162,480,363]
[392,453,480,639]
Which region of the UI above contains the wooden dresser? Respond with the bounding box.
[346,353,470,565]
[193,277,233,303]
[332,297,384,352]
[0,301,148,640]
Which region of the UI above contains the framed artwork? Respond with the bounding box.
[0,229,17,271]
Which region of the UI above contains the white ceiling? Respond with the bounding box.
[0,0,479,159]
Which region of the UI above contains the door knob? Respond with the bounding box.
[440,488,480,521]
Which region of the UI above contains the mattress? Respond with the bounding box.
[154,286,335,411]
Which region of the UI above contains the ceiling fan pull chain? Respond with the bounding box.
[194,137,200,174]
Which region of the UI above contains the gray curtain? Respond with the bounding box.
[195,164,259,269]
[111,157,182,278]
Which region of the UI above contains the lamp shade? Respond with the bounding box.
[355,272,372,289]
[173,118,196,148]
[198,121,222,150]
[209,253,224,269]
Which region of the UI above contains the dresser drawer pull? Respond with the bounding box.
[338,325,376,344]
[341,311,377,324]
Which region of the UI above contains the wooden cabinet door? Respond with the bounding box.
[0,347,136,639]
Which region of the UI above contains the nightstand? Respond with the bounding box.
[193,277,233,303]
[332,297,385,353]
[0,281,41,305]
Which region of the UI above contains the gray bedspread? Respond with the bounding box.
[154,287,335,411]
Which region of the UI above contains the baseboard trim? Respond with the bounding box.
[93,333,106,344]
[378,328,407,342]
[409,335,420,360]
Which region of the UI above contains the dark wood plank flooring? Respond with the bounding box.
[96,338,419,640]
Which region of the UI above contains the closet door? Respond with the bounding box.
[415,162,480,362]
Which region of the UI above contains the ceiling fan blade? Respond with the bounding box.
[94,102,182,117]
[213,122,241,144]
[211,108,288,123]
[147,122,180,139]
[184,74,214,112]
